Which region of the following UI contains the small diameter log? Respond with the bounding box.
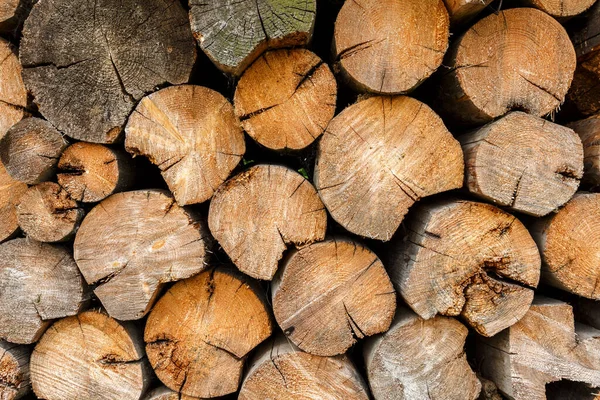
[57,142,135,203]
[239,335,370,400]
[314,96,463,241]
[0,341,31,400]
[461,111,583,217]
[20,0,196,144]
[31,311,150,400]
[0,238,86,344]
[438,8,575,126]
[125,85,245,205]
[477,297,600,400]
[522,0,597,18]
[16,182,84,243]
[569,114,600,186]
[530,192,600,299]
[0,38,27,139]
[74,189,208,320]
[333,0,449,94]
[209,164,327,280]
[442,0,494,27]
[189,0,316,76]
[387,199,541,337]
[144,268,272,398]
[363,308,481,400]
[272,238,396,356]
[234,49,336,150]
[0,162,27,242]
[0,117,67,184]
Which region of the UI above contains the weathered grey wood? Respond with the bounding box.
[0,38,27,140]
[0,238,86,344]
[477,297,600,400]
[0,162,27,243]
[461,111,583,216]
[239,335,370,399]
[74,189,209,320]
[0,117,67,184]
[31,311,151,400]
[0,341,31,400]
[189,0,316,76]
[143,386,196,400]
[20,0,196,143]
[363,308,481,400]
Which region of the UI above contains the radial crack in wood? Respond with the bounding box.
[234,49,336,150]
[387,199,541,337]
[0,341,31,400]
[461,111,583,216]
[31,311,150,400]
[19,0,196,143]
[125,85,245,205]
[0,38,26,140]
[209,164,327,280]
[73,189,209,320]
[314,96,463,241]
[363,308,481,400]
[272,238,396,356]
[437,8,576,125]
[0,162,27,243]
[0,238,86,344]
[189,0,317,76]
[144,268,272,398]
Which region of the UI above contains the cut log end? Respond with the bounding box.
[74,189,208,320]
[523,0,597,18]
[272,239,396,356]
[333,0,449,94]
[0,117,67,185]
[461,111,583,217]
[388,200,541,337]
[315,96,463,241]
[438,8,575,125]
[0,341,31,400]
[144,268,272,398]
[363,309,481,400]
[31,311,150,400]
[57,142,134,203]
[0,239,85,344]
[442,0,493,26]
[0,162,27,243]
[568,114,600,186]
[125,85,245,206]
[17,182,84,243]
[0,38,26,139]
[234,49,336,150]
[209,164,327,280]
[189,0,317,75]
[239,336,370,400]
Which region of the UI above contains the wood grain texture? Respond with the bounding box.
[443,0,493,26]
[530,193,600,299]
[143,386,196,400]
[19,0,196,143]
[333,0,449,94]
[272,238,396,356]
[125,85,245,206]
[0,238,86,344]
[234,49,336,150]
[0,0,19,22]
[363,308,481,400]
[57,142,135,203]
[189,0,316,76]
[522,0,596,18]
[239,335,370,400]
[31,311,150,400]
[0,117,67,184]
[477,297,600,400]
[438,8,576,125]
[314,96,463,241]
[144,268,272,398]
[0,38,26,140]
[387,199,541,337]
[461,111,583,216]
[0,162,27,243]
[74,189,209,320]
[569,114,600,186]
[16,182,84,243]
[209,164,327,280]
[0,341,31,400]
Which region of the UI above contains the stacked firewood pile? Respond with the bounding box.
[3,0,600,398]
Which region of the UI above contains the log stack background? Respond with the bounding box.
[3,0,600,399]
